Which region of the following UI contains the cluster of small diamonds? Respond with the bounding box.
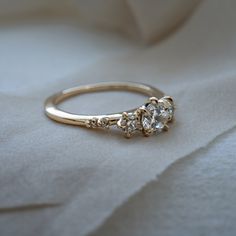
[86,117,110,129]
[117,96,174,138]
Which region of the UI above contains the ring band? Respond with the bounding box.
[45,82,175,138]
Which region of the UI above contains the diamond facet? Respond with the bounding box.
[155,122,164,132]
[142,115,152,130]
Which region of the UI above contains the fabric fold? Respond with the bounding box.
[0,0,236,235]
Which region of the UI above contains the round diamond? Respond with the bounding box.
[141,98,174,134]
[117,113,138,137]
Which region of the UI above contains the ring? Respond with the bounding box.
[45,82,175,138]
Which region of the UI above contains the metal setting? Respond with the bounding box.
[45,82,175,138]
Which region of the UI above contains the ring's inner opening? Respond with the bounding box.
[58,90,148,115]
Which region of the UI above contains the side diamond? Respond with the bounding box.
[117,112,138,138]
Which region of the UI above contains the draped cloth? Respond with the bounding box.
[0,0,236,235]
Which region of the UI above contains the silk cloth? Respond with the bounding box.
[0,0,236,235]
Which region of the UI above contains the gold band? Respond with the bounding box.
[44,82,174,138]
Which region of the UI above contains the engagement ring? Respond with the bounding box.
[45,82,175,138]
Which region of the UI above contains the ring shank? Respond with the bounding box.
[45,82,164,127]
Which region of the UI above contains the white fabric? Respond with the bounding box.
[0,0,236,236]
[91,128,236,236]
[0,0,201,42]
[127,0,201,41]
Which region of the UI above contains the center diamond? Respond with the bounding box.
[117,96,174,138]
[141,97,174,136]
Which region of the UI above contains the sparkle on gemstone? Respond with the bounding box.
[160,110,170,119]
[142,115,152,130]
[146,103,156,112]
[117,113,138,135]
[141,98,174,133]
[127,119,136,132]
[155,122,164,132]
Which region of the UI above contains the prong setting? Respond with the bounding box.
[87,96,175,138]
[162,96,174,105]
[148,97,158,104]
[116,96,175,137]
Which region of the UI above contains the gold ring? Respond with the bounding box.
[44,82,175,138]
